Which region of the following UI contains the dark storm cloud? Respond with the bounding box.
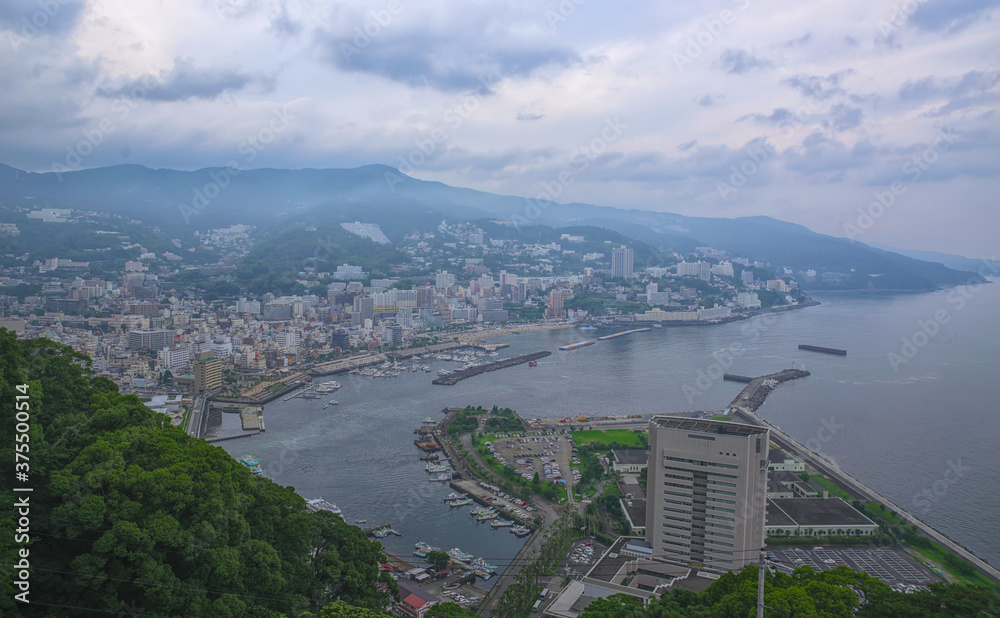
[717,48,772,74]
[909,0,995,33]
[96,58,262,102]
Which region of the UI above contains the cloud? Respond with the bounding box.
[827,104,863,131]
[678,139,697,151]
[517,111,544,121]
[316,3,578,91]
[909,0,995,33]
[0,0,85,38]
[698,94,714,107]
[782,70,855,100]
[717,48,772,74]
[269,1,302,38]
[96,58,261,102]
[898,70,1000,117]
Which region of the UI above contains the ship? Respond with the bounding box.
[471,557,498,573]
[491,519,514,528]
[528,360,538,367]
[305,498,342,516]
[429,472,453,482]
[240,455,263,477]
[443,492,466,501]
[476,511,499,521]
[447,548,475,563]
[426,462,451,473]
[413,541,440,557]
[558,340,596,351]
[446,498,473,507]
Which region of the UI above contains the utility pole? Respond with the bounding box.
[757,547,766,618]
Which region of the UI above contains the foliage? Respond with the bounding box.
[0,331,396,617]
[579,566,1000,617]
[425,551,450,570]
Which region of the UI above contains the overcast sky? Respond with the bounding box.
[1,0,997,256]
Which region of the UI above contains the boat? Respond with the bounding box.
[579,325,597,331]
[510,526,531,537]
[240,455,263,476]
[305,498,342,516]
[437,369,452,376]
[426,463,451,473]
[558,340,595,351]
[328,400,338,405]
[447,548,475,563]
[476,511,499,521]
[443,492,466,501]
[471,557,498,573]
[470,506,496,517]
[422,417,437,425]
[429,473,453,482]
[446,498,473,507]
[413,541,440,557]
[355,519,366,524]
[528,360,538,367]
[491,519,514,528]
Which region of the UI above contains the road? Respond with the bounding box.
[184,395,206,438]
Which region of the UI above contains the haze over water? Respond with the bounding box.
[220,280,1000,571]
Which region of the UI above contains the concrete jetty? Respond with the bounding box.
[799,344,847,356]
[432,351,552,385]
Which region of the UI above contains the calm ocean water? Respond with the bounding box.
[219,279,1000,572]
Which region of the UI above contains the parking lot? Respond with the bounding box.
[769,546,939,590]
[483,431,578,492]
[559,539,607,578]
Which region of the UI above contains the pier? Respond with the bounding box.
[799,344,847,356]
[432,351,552,385]
[205,431,260,443]
[727,368,811,414]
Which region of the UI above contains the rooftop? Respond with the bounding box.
[613,449,649,465]
[767,498,877,527]
[650,415,769,437]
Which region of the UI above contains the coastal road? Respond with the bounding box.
[185,395,206,438]
[732,405,1000,584]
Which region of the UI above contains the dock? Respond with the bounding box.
[239,406,265,431]
[432,351,552,385]
[596,327,651,341]
[798,344,847,356]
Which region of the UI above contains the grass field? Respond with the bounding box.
[571,429,646,447]
[811,475,854,501]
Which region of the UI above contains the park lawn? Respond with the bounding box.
[910,542,997,588]
[571,429,645,447]
[711,416,729,421]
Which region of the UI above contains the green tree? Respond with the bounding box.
[424,602,478,617]
[425,551,450,570]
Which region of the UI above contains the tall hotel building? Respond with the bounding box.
[645,416,770,571]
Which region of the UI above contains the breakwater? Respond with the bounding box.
[799,344,847,356]
[432,351,552,385]
[727,368,812,414]
[723,373,754,383]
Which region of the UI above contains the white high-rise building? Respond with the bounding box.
[646,416,770,572]
[435,270,456,290]
[611,246,634,278]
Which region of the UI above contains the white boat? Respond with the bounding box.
[329,400,338,405]
[423,417,437,425]
[305,498,342,516]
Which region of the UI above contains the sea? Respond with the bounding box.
[216,278,1000,577]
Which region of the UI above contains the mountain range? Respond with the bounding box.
[0,162,987,290]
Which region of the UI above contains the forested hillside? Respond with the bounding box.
[0,330,396,617]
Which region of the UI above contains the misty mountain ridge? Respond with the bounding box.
[0,162,986,290]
